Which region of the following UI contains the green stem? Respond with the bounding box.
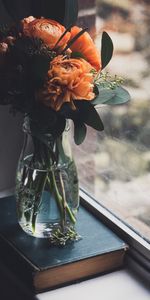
[58,170,67,228]
[47,174,64,220]
[26,134,76,235]
[31,172,48,233]
[50,170,76,225]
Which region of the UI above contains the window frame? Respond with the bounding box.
[80,188,150,283]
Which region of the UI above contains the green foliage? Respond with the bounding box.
[106,86,131,105]
[60,101,104,145]
[94,72,124,89]
[92,88,115,105]
[74,122,87,145]
[101,31,113,69]
[50,226,81,246]
[93,84,131,106]
[75,101,104,131]
[13,37,56,62]
[92,71,130,107]
[29,104,66,138]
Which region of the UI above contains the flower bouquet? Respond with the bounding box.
[0,17,130,245]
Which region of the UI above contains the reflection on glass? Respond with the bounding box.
[72,0,150,242]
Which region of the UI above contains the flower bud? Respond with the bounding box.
[0,42,8,54]
[4,36,16,46]
[0,42,8,67]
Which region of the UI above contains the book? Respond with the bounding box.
[0,196,128,293]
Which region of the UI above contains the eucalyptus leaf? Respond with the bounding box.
[101,31,113,69]
[74,122,87,145]
[92,88,115,105]
[106,86,131,105]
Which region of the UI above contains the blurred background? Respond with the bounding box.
[72,0,150,242]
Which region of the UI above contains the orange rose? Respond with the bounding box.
[21,17,70,50]
[37,55,95,111]
[70,26,101,71]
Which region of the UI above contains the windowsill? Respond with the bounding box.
[38,268,150,300]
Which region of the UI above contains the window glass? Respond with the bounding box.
[72,0,150,242]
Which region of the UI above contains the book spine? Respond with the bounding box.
[0,233,37,292]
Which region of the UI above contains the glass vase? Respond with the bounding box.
[15,118,79,245]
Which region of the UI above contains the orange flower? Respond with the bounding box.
[21,17,70,50]
[37,55,95,111]
[70,26,101,71]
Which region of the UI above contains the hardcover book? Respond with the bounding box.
[0,196,128,293]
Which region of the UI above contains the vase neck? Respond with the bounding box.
[21,117,72,170]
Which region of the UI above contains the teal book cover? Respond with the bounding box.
[0,196,128,293]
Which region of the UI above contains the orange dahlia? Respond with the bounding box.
[37,55,95,111]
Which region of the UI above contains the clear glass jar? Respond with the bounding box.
[15,118,79,244]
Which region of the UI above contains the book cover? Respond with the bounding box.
[0,196,128,293]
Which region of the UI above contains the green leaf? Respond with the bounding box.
[74,122,87,145]
[101,31,113,69]
[106,86,131,105]
[75,101,104,131]
[84,106,104,131]
[92,87,115,105]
